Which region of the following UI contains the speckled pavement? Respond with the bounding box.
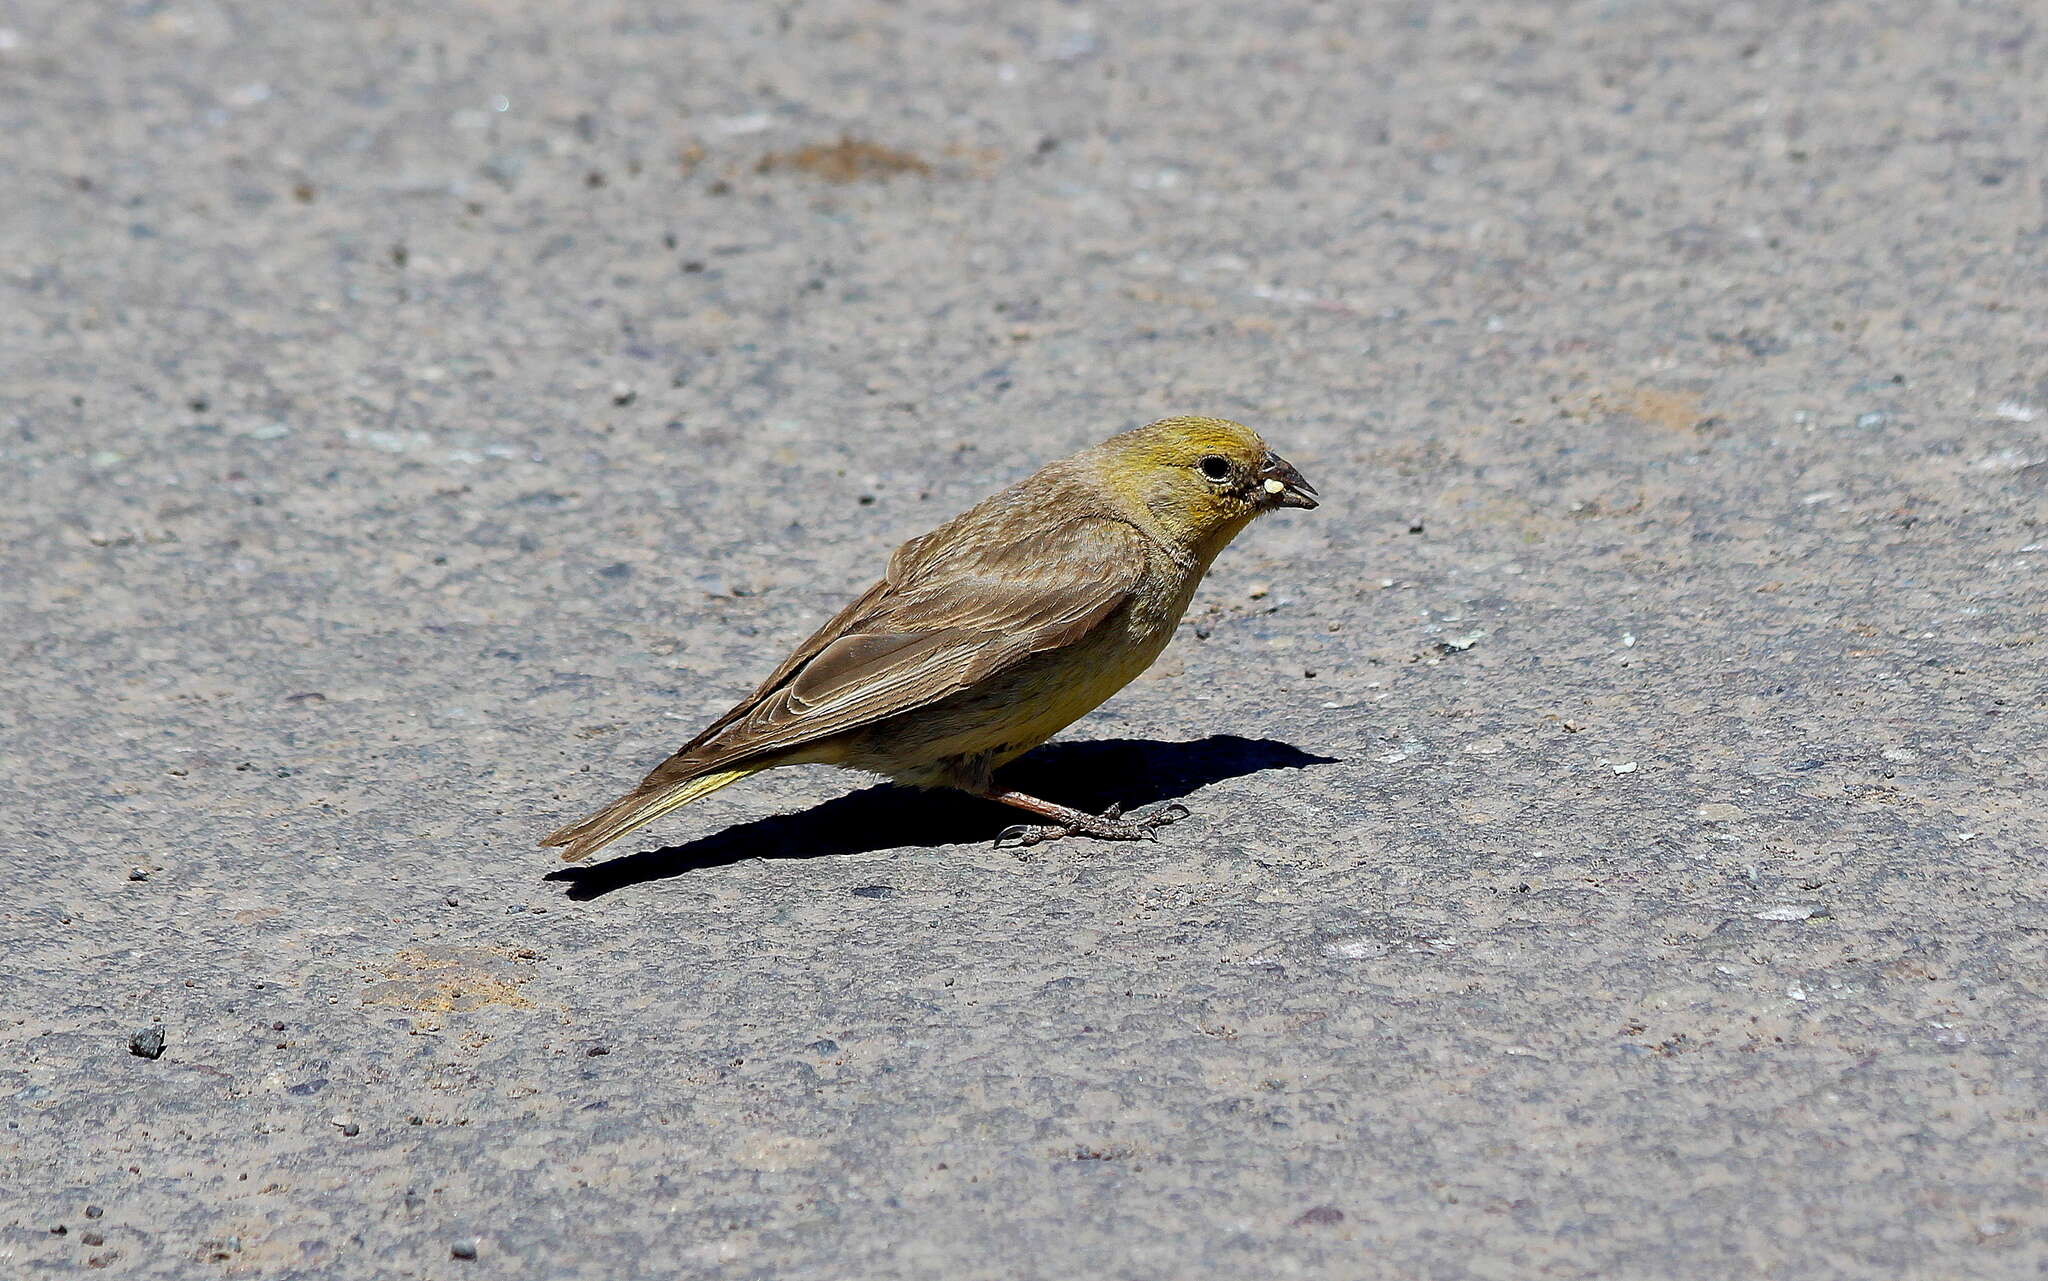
[3,2,2044,1277]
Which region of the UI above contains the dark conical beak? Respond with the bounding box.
[1257,451,1319,510]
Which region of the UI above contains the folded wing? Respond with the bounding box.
[671,514,1149,771]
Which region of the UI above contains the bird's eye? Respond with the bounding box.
[1198,455,1231,482]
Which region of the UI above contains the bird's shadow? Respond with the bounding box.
[543,734,1339,900]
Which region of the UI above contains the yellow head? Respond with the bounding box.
[1090,415,1318,555]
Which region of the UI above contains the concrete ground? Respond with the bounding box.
[3,1,2044,1277]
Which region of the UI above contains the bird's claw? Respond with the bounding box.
[1143,802,1192,830]
[992,802,1193,854]
[995,823,1060,851]
[1112,801,1190,842]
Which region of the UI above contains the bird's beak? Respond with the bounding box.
[1257,452,1319,510]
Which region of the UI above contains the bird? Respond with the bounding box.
[542,415,1318,862]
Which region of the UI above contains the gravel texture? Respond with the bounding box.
[3,1,2045,1277]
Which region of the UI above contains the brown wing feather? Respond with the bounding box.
[667,576,894,758]
[659,512,1148,776]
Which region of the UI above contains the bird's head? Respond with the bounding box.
[1094,415,1318,554]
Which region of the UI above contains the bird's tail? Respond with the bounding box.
[540,764,758,863]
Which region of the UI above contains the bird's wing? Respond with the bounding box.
[672,515,1150,769]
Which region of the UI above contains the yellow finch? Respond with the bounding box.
[543,415,1317,860]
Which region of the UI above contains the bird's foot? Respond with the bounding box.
[993,802,1191,852]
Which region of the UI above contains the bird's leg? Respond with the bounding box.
[983,788,1191,850]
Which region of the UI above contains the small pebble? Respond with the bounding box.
[1754,904,1828,922]
[82,1231,104,1246]
[128,1027,166,1060]
[127,866,149,881]
[84,1206,103,1219]
[340,1123,360,1137]
[451,1239,479,1260]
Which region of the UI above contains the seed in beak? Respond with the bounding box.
[1263,478,1285,495]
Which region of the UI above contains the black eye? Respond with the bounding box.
[1198,455,1230,482]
